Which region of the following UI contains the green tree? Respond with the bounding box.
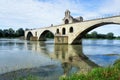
[97,34,106,39]
[106,32,114,39]
[3,29,9,37]
[8,28,15,37]
[46,32,54,38]
[0,29,3,37]
[91,31,98,38]
[84,34,92,38]
[15,28,24,37]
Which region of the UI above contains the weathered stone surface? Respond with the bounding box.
[54,36,68,44]
[30,37,38,41]
[25,10,120,44]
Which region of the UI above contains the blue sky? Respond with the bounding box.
[0,0,120,36]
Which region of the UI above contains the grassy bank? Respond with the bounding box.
[60,59,120,80]
[1,60,120,80]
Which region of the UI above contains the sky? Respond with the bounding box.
[0,0,120,36]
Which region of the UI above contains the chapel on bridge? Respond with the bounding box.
[63,10,83,24]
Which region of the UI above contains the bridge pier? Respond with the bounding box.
[54,36,68,44]
[54,36,82,45]
[39,38,46,41]
[30,36,38,41]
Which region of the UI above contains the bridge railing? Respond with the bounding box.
[85,13,120,21]
[25,13,120,31]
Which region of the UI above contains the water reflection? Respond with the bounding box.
[0,39,120,80]
[53,45,98,76]
[26,41,50,54]
[26,41,98,76]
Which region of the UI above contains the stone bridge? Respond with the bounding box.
[25,10,120,44]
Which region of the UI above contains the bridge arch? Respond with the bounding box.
[39,30,54,41]
[26,32,33,40]
[72,22,120,44]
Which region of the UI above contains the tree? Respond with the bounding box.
[84,34,92,38]
[91,31,98,38]
[15,28,24,37]
[97,34,106,39]
[106,32,114,39]
[8,28,15,37]
[3,29,9,37]
[46,32,54,38]
[0,29,3,37]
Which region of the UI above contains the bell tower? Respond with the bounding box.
[65,10,71,17]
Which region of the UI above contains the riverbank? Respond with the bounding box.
[60,59,120,80]
[0,65,60,80]
[0,59,120,80]
[0,39,120,80]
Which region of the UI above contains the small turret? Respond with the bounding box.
[65,10,71,17]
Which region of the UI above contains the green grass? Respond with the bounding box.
[12,59,120,80]
[60,59,120,80]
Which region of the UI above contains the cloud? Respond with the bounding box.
[0,0,85,29]
[0,0,120,36]
[99,0,120,15]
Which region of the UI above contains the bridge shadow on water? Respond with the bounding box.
[25,40,99,79]
[0,40,99,80]
[53,44,99,77]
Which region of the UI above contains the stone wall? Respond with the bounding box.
[54,36,68,44]
[30,37,38,41]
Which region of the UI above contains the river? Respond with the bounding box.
[0,39,120,80]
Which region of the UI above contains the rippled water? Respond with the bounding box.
[0,38,120,79]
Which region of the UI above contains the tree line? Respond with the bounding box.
[39,31,120,39]
[0,28,120,39]
[0,28,24,38]
[84,31,120,39]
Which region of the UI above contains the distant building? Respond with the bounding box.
[63,10,83,24]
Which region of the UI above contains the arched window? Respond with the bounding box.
[56,29,59,34]
[69,27,73,33]
[65,19,69,24]
[62,28,66,35]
